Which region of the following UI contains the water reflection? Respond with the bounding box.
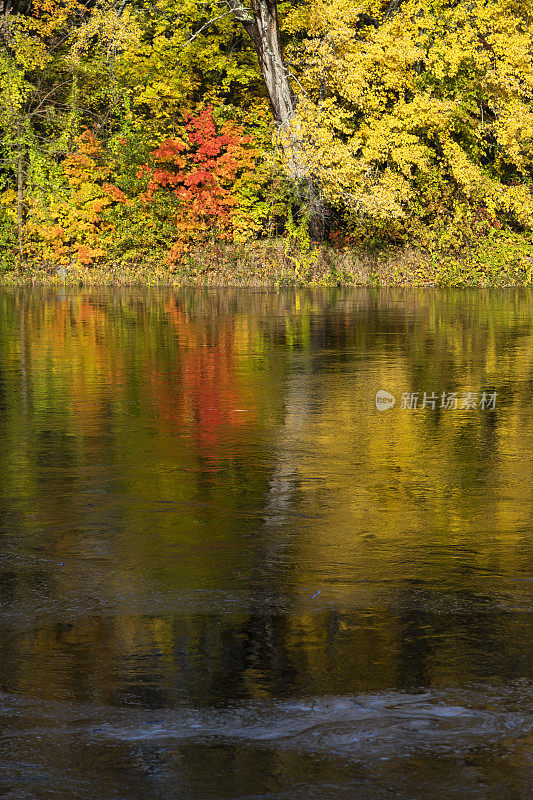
[0,288,531,798]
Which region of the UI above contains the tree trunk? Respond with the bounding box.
[229,1,294,129]
[227,0,326,238]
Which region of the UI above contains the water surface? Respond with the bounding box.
[0,288,531,799]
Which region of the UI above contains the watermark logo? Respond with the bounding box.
[375,390,497,411]
[375,389,396,410]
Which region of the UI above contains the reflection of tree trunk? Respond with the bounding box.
[241,359,313,691]
[19,297,30,413]
[250,358,313,588]
[395,581,431,690]
[262,365,311,528]
[0,364,6,431]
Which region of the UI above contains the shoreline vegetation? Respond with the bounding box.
[2,2,533,288]
[3,235,533,286]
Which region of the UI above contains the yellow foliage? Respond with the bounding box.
[68,3,141,64]
[1,189,17,205]
[26,131,127,265]
[12,0,82,70]
[285,0,533,226]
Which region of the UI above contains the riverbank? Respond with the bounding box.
[2,235,532,287]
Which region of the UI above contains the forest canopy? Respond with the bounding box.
[0,0,532,275]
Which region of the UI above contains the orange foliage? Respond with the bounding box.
[139,107,257,264]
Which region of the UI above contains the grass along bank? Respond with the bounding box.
[1,229,533,287]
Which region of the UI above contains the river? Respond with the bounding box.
[0,288,531,799]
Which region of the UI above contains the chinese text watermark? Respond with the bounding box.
[375,390,497,411]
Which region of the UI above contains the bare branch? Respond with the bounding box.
[179,10,234,52]
[225,0,253,25]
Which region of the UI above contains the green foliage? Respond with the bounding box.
[281,206,319,283]
[428,229,533,287]
[0,205,18,271]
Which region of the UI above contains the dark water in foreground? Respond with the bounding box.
[0,288,531,800]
